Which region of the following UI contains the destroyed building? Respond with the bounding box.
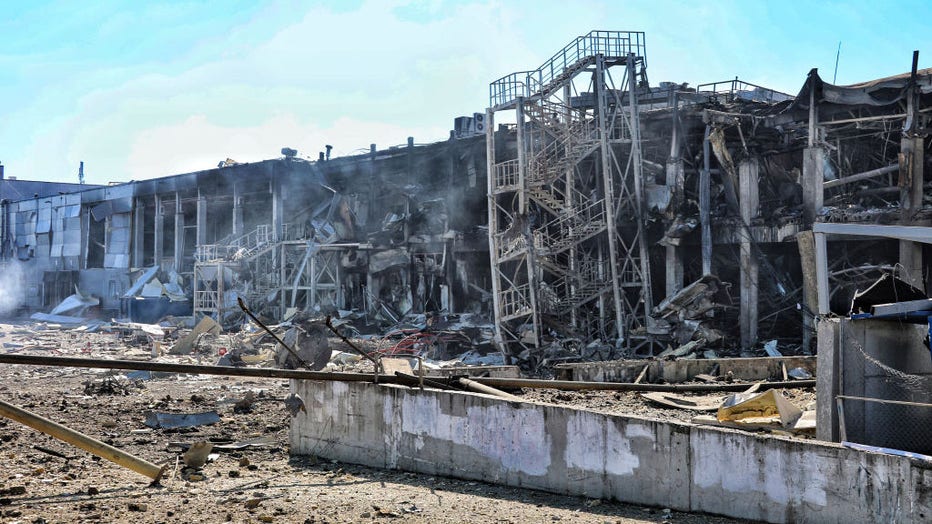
[1,30,931,369]
[0,138,493,330]
[1,30,931,524]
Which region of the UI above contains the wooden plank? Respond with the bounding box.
[633,364,649,384]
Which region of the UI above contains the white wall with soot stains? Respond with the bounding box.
[290,380,932,523]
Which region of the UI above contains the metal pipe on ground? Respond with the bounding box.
[457,377,524,402]
[0,399,165,482]
[0,354,815,392]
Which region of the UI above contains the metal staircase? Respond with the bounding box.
[487,30,653,363]
[490,31,646,109]
[192,223,300,321]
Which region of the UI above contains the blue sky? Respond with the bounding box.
[1,0,928,185]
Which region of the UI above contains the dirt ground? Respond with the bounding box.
[0,320,759,523]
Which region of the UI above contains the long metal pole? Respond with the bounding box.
[0,353,815,392]
[595,55,626,343]
[0,354,395,383]
[485,109,506,360]
[626,54,653,316]
[0,399,165,481]
[237,297,313,370]
[700,125,712,275]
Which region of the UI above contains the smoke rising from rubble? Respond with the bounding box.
[0,262,25,317]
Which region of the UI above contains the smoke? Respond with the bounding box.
[0,261,25,317]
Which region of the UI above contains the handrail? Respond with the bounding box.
[195,222,301,262]
[695,78,794,104]
[490,30,646,107]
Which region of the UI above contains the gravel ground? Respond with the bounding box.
[0,320,757,523]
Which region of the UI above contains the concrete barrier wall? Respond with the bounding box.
[290,380,932,523]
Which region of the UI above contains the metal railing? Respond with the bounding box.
[696,78,794,104]
[499,284,533,320]
[493,159,520,189]
[490,30,647,107]
[495,231,527,261]
[195,223,301,262]
[548,256,612,309]
[533,200,606,254]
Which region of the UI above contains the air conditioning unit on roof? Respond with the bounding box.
[473,112,486,134]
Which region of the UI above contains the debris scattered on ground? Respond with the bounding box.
[640,392,722,411]
[83,375,139,396]
[171,316,221,355]
[284,393,306,417]
[182,441,214,469]
[144,411,222,429]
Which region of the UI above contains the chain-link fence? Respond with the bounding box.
[837,394,932,455]
[835,333,932,455]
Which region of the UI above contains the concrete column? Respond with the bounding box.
[739,158,760,350]
[232,182,244,238]
[133,198,144,268]
[899,135,925,286]
[153,196,163,269]
[700,126,712,275]
[664,160,685,296]
[196,191,207,247]
[797,231,818,354]
[815,318,841,442]
[271,177,282,242]
[173,192,184,271]
[802,147,825,224]
[366,273,380,315]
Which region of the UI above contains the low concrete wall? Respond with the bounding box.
[555,356,816,383]
[291,380,932,523]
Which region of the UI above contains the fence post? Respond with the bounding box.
[836,397,848,442]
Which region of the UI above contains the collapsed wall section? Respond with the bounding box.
[290,379,932,523]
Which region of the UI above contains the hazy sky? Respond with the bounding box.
[1,0,928,185]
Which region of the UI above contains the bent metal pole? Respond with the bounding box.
[0,399,165,482]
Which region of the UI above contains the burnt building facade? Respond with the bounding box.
[3,31,930,367]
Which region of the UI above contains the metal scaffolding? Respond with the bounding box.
[193,223,347,321]
[486,31,653,362]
